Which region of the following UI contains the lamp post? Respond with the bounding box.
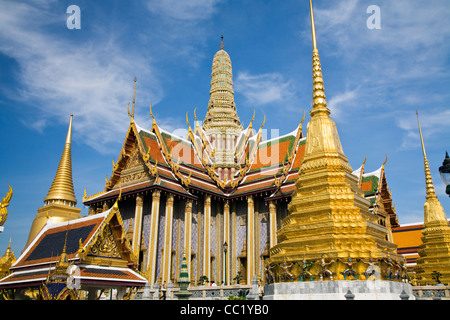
[223,241,228,285]
[439,152,450,197]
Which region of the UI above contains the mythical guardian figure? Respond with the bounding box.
[0,186,13,227]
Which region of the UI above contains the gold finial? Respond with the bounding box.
[132,77,137,117]
[362,154,367,166]
[78,238,83,252]
[300,110,306,125]
[59,230,69,267]
[249,109,256,129]
[416,111,437,198]
[127,102,131,117]
[149,103,156,125]
[309,0,317,51]
[186,111,192,130]
[44,114,77,205]
[309,0,329,116]
[112,187,122,211]
[259,114,266,132]
[382,154,388,167]
[416,110,427,159]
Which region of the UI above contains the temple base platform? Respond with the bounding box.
[263,280,414,300]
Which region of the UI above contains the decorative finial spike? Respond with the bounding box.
[220,35,224,50]
[382,154,388,167]
[417,111,437,198]
[309,0,318,51]
[131,77,137,118]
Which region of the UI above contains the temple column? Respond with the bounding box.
[161,193,174,285]
[196,205,203,284]
[183,200,193,279]
[247,195,255,284]
[203,195,212,281]
[146,190,161,287]
[215,204,222,284]
[269,201,277,248]
[231,202,237,284]
[223,201,230,285]
[132,195,144,259]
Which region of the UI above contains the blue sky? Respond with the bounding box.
[1,0,450,256]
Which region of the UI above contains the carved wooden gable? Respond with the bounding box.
[119,141,151,187]
[88,224,122,259]
[81,207,137,268]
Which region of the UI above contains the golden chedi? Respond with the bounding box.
[25,115,81,247]
[268,0,403,280]
[414,112,450,285]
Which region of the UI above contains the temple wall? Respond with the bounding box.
[94,191,292,286]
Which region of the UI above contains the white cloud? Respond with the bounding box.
[396,109,450,150]
[146,0,221,21]
[308,0,450,148]
[327,87,359,120]
[234,72,295,107]
[0,0,163,154]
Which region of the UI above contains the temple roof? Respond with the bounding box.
[83,111,306,205]
[352,160,400,228]
[0,203,147,289]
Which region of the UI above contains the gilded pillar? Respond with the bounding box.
[216,204,222,283]
[132,195,144,258]
[183,200,193,279]
[231,201,237,284]
[161,193,174,285]
[197,205,203,283]
[269,201,277,248]
[203,195,212,281]
[223,201,230,285]
[146,190,161,287]
[247,195,255,284]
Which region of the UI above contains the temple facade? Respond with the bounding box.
[81,33,401,287]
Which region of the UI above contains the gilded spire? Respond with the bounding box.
[415,111,450,284]
[203,35,242,131]
[416,111,437,198]
[303,0,345,158]
[132,76,136,118]
[266,0,404,269]
[202,36,243,173]
[44,115,77,206]
[309,0,330,117]
[416,110,448,226]
[309,0,317,51]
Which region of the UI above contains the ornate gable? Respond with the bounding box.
[118,140,151,187]
[80,203,138,268]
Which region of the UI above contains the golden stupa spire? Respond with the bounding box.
[415,111,450,284]
[267,0,403,270]
[417,111,437,198]
[309,0,330,117]
[303,0,345,159]
[44,114,77,206]
[309,0,317,51]
[416,111,448,225]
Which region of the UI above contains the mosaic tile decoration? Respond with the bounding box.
[155,201,166,280]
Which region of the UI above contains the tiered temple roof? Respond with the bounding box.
[0,202,147,291]
[83,110,306,207]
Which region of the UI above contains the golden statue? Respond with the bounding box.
[0,185,13,227]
